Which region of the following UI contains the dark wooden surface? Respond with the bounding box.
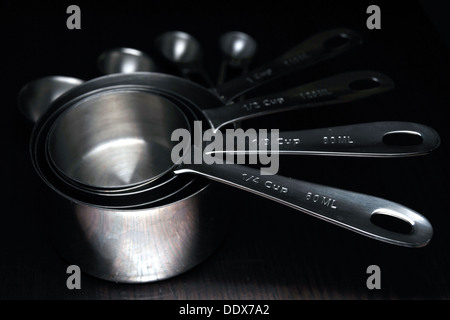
[1,0,450,300]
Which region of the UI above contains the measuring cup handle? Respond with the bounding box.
[239,122,440,157]
[204,71,394,132]
[176,164,433,248]
[213,28,362,102]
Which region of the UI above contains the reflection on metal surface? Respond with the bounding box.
[51,182,227,283]
[18,76,83,123]
[98,47,156,74]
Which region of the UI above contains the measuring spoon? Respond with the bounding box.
[214,28,362,102]
[217,31,257,85]
[155,31,214,88]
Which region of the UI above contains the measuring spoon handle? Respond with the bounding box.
[234,122,440,157]
[213,28,362,102]
[203,71,394,132]
[175,163,433,248]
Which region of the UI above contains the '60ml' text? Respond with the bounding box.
[306,192,337,209]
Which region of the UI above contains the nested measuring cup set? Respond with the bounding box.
[18,29,441,283]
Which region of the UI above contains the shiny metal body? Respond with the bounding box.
[49,180,228,283]
[18,76,84,123]
[97,47,156,74]
[29,73,228,283]
[217,31,257,85]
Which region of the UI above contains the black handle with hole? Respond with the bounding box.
[213,28,363,102]
[203,71,395,132]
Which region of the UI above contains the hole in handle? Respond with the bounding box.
[382,131,423,146]
[323,33,352,50]
[370,209,414,234]
[348,77,381,91]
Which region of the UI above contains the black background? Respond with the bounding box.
[1,0,450,301]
